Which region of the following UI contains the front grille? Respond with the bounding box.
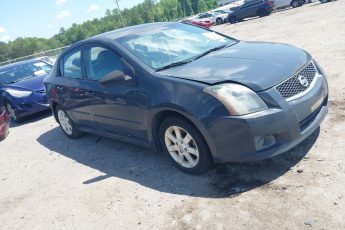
[275,62,317,99]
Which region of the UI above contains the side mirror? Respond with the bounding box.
[99,70,132,86]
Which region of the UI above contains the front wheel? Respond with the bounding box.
[159,116,212,174]
[56,106,82,138]
[228,16,237,24]
[5,102,20,123]
[216,18,223,25]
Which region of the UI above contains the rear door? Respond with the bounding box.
[54,47,94,127]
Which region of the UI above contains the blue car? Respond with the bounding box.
[0,59,52,122]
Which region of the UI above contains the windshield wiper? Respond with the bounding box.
[193,44,228,61]
[155,43,233,71]
[156,59,193,71]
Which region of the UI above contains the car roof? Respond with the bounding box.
[63,22,184,53]
[0,59,42,71]
[91,22,178,40]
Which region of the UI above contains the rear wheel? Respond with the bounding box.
[159,116,212,174]
[56,106,82,138]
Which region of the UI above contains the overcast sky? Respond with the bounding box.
[0,0,144,42]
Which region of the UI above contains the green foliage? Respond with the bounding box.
[180,0,194,16]
[198,0,209,12]
[0,0,217,63]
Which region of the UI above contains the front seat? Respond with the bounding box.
[95,50,124,80]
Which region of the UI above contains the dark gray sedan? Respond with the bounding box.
[44,22,328,174]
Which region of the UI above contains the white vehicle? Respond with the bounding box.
[273,0,303,8]
[196,12,229,25]
[213,9,232,14]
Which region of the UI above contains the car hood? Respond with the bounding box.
[158,41,311,91]
[6,74,47,92]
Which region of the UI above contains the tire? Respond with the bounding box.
[5,102,21,123]
[257,9,269,17]
[228,15,237,24]
[159,116,212,175]
[56,105,82,139]
[291,0,300,7]
[216,18,223,25]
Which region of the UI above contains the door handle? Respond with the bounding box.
[84,91,94,96]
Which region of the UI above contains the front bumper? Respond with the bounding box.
[9,93,50,118]
[203,74,328,163]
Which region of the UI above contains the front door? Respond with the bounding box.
[82,45,144,141]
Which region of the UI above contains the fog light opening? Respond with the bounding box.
[255,135,276,151]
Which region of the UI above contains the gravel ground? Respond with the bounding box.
[1,1,345,229]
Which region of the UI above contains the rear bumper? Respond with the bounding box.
[202,75,328,163]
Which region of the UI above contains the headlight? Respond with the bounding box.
[6,89,32,98]
[204,83,268,115]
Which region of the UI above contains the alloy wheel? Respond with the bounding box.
[164,126,199,168]
[57,109,73,135]
[216,18,223,25]
[6,103,17,121]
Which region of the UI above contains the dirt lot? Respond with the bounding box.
[1,1,345,229]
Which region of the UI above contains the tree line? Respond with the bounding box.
[0,0,217,63]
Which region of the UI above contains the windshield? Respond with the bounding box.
[0,61,52,85]
[117,23,236,70]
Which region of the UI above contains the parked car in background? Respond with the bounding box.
[35,56,57,65]
[181,19,214,28]
[273,0,303,8]
[0,59,52,122]
[213,9,233,14]
[195,12,228,25]
[319,0,332,3]
[227,0,275,23]
[0,106,10,141]
[45,22,328,174]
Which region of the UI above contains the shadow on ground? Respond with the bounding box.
[37,127,319,198]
